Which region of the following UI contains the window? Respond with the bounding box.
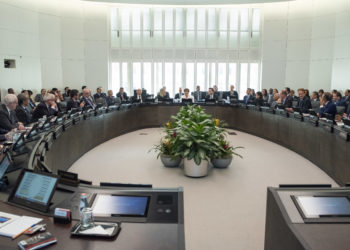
[110,6,262,97]
[186,63,194,90]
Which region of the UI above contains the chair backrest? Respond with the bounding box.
[336,106,345,115]
[311,101,320,109]
[95,97,107,106]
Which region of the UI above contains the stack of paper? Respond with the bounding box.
[0,212,42,239]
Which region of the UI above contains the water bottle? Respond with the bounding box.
[79,193,89,212]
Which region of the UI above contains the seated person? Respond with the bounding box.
[15,93,31,125]
[156,88,168,101]
[116,87,128,102]
[132,89,146,103]
[31,93,59,122]
[174,88,183,99]
[213,85,220,99]
[181,88,194,102]
[27,90,36,109]
[287,88,311,113]
[81,88,96,110]
[7,88,15,95]
[63,87,70,99]
[223,85,239,100]
[344,89,350,103]
[270,93,280,109]
[193,85,203,102]
[67,89,85,111]
[162,87,170,99]
[254,92,264,106]
[93,87,107,100]
[106,90,120,106]
[333,92,346,107]
[318,92,337,119]
[35,88,46,103]
[311,91,319,102]
[243,88,253,104]
[0,94,25,132]
[290,90,299,101]
[205,88,217,101]
[277,90,293,110]
[262,89,268,102]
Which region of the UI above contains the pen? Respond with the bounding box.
[12,224,36,240]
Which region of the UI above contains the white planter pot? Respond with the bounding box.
[183,159,209,177]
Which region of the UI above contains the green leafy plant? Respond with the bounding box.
[151,105,243,165]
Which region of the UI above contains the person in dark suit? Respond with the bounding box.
[0,94,25,132]
[31,93,59,122]
[15,94,31,125]
[243,88,252,104]
[343,89,350,103]
[132,89,146,103]
[0,128,12,141]
[105,90,120,106]
[193,85,203,102]
[81,88,96,110]
[288,88,311,113]
[205,88,217,101]
[35,89,46,103]
[223,85,239,100]
[116,87,128,102]
[93,87,107,100]
[67,89,85,111]
[62,87,70,99]
[345,104,350,118]
[174,88,183,99]
[254,92,264,106]
[333,92,346,107]
[318,92,337,118]
[277,90,293,110]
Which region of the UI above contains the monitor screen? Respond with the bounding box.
[294,196,350,218]
[14,171,58,206]
[0,155,10,179]
[92,194,150,217]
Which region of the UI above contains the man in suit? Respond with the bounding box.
[93,87,107,100]
[81,88,96,110]
[193,85,203,102]
[106,90,120,106]
[318,92,337,118]
[15,93,31,125]
[31,93,59,122]
[287,88,311,113]
[333,92,346,107]
[35,89,46,103]
[0,94,24,132]
[67,89,85,111]
[243,88,252,105]
[223,85,239,100]
[343,89,350,103]
[132,89,146,103]
[174,88,183,99]
[205,88,217,101]
[277,90,293,110]
[62,87,70,99]
[117,87,128,102]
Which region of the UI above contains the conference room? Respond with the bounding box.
[0,0,350,249]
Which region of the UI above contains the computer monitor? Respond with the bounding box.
[12,133,25,151]
[91,194,150,217]
[0,154,11,180]
[8,169,59,212]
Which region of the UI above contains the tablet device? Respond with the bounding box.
[8,169,59,212]
[292,195,350,219]
[26,123,39,139]
[12,133,25,151]
[0,154,11,180]
[91,194,150,217]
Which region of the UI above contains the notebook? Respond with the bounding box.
[0,214,42,239]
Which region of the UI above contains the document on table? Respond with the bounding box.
[0,213,42,238]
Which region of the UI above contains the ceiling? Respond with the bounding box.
[83,0,294,5]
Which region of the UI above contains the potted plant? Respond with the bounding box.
[171,105,225,177]
[211,139,243,168]
[151,122,181,168]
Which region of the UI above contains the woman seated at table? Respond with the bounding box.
[180,88,194,102]
[254,91,264,106]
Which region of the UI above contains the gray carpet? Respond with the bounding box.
[69,128,338,250]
